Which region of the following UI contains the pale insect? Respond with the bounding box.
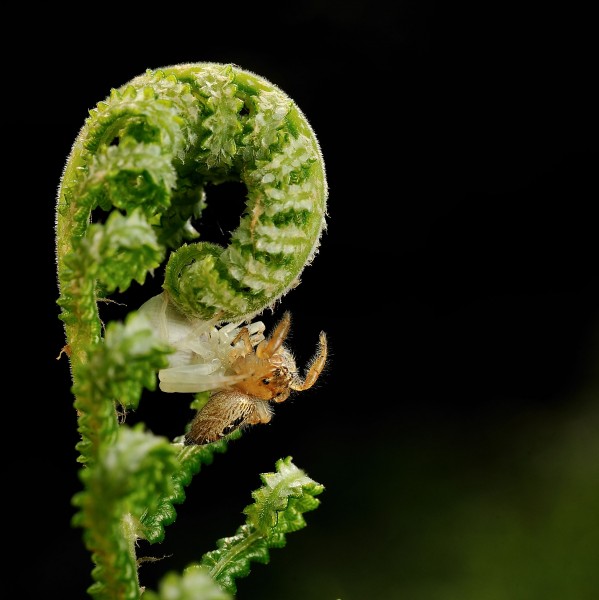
[139,292,328,445]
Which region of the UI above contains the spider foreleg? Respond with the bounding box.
[291,331,328,391]
[256,311,292,359]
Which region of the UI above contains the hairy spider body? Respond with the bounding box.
[139,293,327,444]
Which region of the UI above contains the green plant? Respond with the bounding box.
[55,62,328,599]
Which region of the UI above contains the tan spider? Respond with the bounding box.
[184,311,328,444]
[139,293,328,445]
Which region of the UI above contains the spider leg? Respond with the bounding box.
[246,399,274,424]
[291,331,328,391]
[231,327,254,356]
[256,311,291,359]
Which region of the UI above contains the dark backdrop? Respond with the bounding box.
[27,2,597,599]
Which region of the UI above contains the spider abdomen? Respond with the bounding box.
[184,390,272,445]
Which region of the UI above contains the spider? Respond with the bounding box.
[184,311,327,444]
[139,293,328,444]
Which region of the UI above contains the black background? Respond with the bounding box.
[23,1,598,598]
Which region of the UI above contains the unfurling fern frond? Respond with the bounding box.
[192,457,324,594]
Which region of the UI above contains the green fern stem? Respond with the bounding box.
[72,426,181,600]
[208,530,263,582]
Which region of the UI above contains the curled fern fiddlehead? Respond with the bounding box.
[56,62,327,599]
[57,62,328,342]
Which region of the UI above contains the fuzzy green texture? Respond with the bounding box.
[72,427,180,600]
[194,457,324,594]
[56,62,327,599]
[161,64,328,322]
[56,62,328,346]
[72,312,172,466]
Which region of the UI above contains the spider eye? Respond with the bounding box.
[262,378,271,385]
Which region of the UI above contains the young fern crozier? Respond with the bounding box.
[55,63,328,599]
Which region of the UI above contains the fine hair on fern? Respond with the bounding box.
[55,62,329,599]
